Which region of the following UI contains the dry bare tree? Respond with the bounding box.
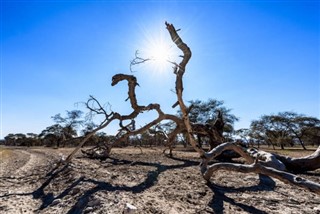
[63,22,320,194]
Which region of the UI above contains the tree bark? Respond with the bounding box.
[165,22,205,158]
[201,143,320,194]
[273,146,320,172]
[202,161,320,194]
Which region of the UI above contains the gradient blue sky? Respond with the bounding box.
[1,1,319,139]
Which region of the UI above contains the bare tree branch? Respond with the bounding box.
[130,50,150,72]
[201,142,320,194]
[165,21,206,157]
[202,161,320,194]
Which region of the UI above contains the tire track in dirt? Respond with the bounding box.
[0,149,56,214]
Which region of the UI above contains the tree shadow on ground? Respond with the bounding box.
[0,154,200,213]
[0,163,72,211]
[67,155,201,213]
[206,174,275,214]
[0,154,279,214]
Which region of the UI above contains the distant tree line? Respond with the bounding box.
[245,111,320,149]
[4,110,113,148]
[3,99,320,149]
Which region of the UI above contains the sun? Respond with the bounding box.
[145,38,177,74]
[138,26,179,74]
[149,40,171,64]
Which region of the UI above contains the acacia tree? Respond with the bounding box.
[39,110,84,147]
[250,117,277,149]
[187,99,237,127]
[39,124,66,147]
[234,128,251,144]
[52,110,84,140]
[4,134,15,146]
[4,133,26,146]
[157,99,237,149]
[184,99,238,141]
[277,112,320,149]
[250,112,320,150]
[62,22,320,194]
[303,126,320,146]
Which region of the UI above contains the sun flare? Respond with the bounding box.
[150,41,170,63]
[138,27,179,75]
[145,38,177,74]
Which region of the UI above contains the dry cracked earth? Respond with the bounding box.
[0,146,320,214]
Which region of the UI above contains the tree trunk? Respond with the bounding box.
[297,138,307,150]
[202,143,320,194]
[273,146,320,172]
[202,161,320,194]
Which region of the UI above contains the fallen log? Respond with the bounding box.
[272,146,320,172]
[202,161,320,194]
[201,143,320,194]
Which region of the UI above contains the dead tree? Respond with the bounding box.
[63,22,320,194]
[163,22,320,194]
[201,142,320,194]
[164,22,320,194]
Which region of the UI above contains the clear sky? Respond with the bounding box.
[1,0,319,139]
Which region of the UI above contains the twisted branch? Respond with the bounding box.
[202,161,320,194]
[165,21,205,157]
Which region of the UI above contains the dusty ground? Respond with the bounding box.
[0,146,319,214]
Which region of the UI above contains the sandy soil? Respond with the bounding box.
[0,146,319,214]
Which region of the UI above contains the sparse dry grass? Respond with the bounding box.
[258,145,318,158]
[0,148,13,163]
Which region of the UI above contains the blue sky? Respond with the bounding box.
[1,0,319,138]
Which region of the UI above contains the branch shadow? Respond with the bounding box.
[0,154,200,213]
[206,174,275,214]
[66,155,200,213]
[0,154,278,214]
[0,163,73,210]
[32,164,80,211]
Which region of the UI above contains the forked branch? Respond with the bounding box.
[165,21,205,157]
[130,51,151,72]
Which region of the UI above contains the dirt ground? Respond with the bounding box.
[0,146,319,214]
